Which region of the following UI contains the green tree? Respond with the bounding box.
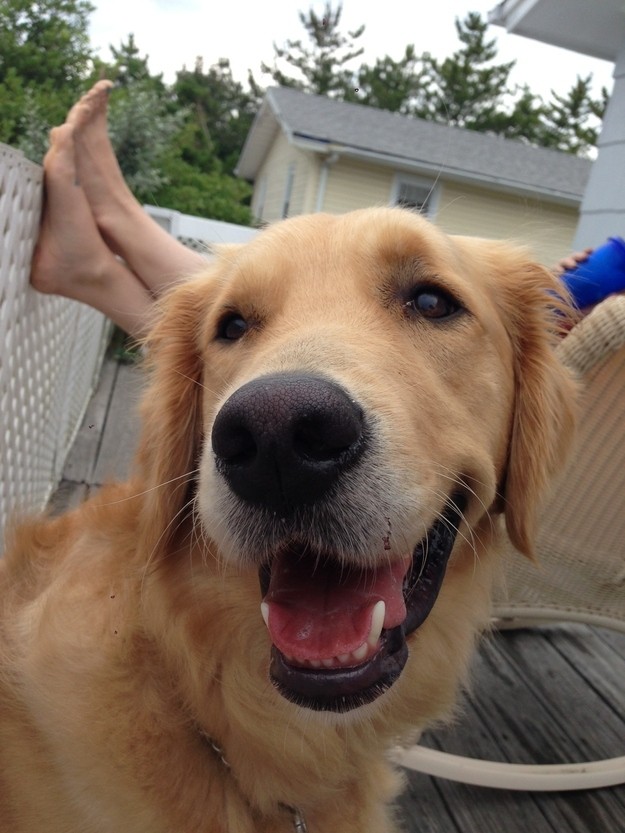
[347,45,426,113]
[0,0,94,149]
[90,41,254,223]
[173,57,262,174]
[539,75,609,155]
[413,12,515,130]
[347,11,607,155]
[88,33,166,95]
[138,56,257,223]
[109,34,157,87]
[106,83,186,198]
[498,84,546,142]
[261,1,364,97]
[0,0,93,89]
[150,153,253,225]
[0,69,29,148]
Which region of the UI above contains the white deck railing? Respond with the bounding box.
[0,144,110,549]
[144,204,259,249]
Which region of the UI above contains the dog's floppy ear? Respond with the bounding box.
[496,258,578,558]
[133,268,223,560]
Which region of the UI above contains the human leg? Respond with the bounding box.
[67,80,206,295]
[30,124,155,339]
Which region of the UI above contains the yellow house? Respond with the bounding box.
[235,87,592,266]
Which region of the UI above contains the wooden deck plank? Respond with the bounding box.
[475,629,625,762]
[401,773,562,833]
[395,773,463,833]
[544,626,625,742]
[92,360,144,484]
[597,627,625,660]
[62,358,120,485]
[399,726,561,833]
[402,666,560,833]
[469,632,625,830]
[46,480,90,515]
[398,628,625,833]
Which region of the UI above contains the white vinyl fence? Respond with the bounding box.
[0,144,110,550]
[144,205,259,250]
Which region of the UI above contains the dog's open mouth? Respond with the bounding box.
[258,494,466,712]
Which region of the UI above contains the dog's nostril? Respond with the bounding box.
[293,414,361,462]
[211,373,367,512]
[214,423,257,465]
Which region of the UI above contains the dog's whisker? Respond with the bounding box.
[172,368,216,395]
[139,496,197,601]
[429,464,497,546]
[424,485,480,565]
[96,469,200,505]
[429,462,491,505]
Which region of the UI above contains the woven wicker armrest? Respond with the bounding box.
[558,294,625,375]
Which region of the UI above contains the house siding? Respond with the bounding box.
[252,133,318,222]
[290,151,319,217]
[434,182,579,266]
[251,135,579,266]
[321,158,395,213]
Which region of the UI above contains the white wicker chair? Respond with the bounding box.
[393,294,625,791]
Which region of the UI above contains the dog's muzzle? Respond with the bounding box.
[211,372,465,712]
[212,372,367,514]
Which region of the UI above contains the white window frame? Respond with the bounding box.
[390,173,439,217]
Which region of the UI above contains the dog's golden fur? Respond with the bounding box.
[0,208,576,832]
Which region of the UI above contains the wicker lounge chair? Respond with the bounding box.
[393,294,625,791]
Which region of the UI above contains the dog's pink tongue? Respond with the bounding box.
[263,553,409,661]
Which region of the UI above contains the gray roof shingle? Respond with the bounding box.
[238,86,591,203]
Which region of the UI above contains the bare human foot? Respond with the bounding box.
[30,123,155,339]
[67,80,207,295]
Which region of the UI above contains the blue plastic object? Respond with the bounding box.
[562,237,625,308]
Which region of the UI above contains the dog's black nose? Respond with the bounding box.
[211,373,366,512]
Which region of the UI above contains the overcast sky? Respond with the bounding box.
[88,0,615,101]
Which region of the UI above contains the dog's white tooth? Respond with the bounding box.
[260,602,270,628]
[309,659,322,668]
[338,653,350,663]
[322,657,335,668]
[352,642,368,662]
[367,600,385,648]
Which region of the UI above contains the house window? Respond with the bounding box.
[391,175,437,216]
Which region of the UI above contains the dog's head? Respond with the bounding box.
[136,208,576,717]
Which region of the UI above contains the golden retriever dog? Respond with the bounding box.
[0,207,576,832]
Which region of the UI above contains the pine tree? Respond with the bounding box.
[348,46,427,113]
[346,12,608,155]
[413,12,515,130]
[105,34,164,90]
[539,75,609,155]
[261,2,364,97]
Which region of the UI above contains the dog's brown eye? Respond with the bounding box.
[217,313,249,341]
[405,288,460,320]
